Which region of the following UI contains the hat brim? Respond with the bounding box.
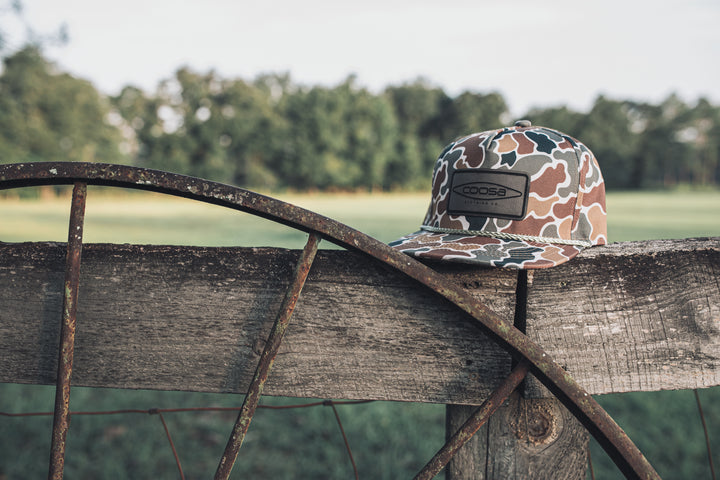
[388,231,584,269]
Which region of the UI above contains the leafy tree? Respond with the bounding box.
[112,68,286,187]
[111,85,165,164]
[523,105,586,138]
[677,97,720,186]
[436,90,508,140]
[217,74,286,188]
[276,76,399,190]
[339,77,398,189]
[162,68,234,182]
[574,96,641,189]
[0,46,124,165]
[384,134,424,190]
[384,78,447,137]
[273,84,345,189]
[384,83,509,188]
[623,95,700,188]
[383,80,450,186]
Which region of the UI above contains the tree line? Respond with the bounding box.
[1,46,719,191]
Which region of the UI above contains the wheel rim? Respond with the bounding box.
[0,162,659,479]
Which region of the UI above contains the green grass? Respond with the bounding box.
[1,188,718,246]
[0,187,430,247]
[607,190,720,241]
[1,188,719,479]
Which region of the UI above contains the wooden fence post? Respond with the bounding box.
[446,395,589,479]
[444,268,588,480]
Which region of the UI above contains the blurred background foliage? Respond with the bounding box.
[1,44,719,193]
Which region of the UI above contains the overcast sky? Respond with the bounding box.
[2,0,719,117]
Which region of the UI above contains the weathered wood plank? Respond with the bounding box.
[0,238,718,403]
[0,242,517,404]
[525,237,720,396]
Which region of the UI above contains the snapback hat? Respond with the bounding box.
[389,121,607,269]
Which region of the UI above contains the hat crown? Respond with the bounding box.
[389,123,607,269]
[423,125,607,246]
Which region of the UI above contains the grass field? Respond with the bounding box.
[1,188,719,479]
[1,187,719,245]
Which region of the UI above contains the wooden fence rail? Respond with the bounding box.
[1,236,718,478]
[2,237,717,400]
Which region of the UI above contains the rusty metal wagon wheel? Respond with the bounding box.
[0,162,660,480]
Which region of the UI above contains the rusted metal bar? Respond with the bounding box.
[214,232,321,480]
[414,359,530,480]
[327,401,360,480]
[694,389,717,480]
[0,163,661,479]
[48,182,87,480]
[155,412,186,480]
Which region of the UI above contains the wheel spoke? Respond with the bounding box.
[49,182,87,480]
[214,232,321,480]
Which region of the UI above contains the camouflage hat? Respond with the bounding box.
[389,121,607,269]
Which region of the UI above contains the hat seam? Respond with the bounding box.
[563,134,584,241]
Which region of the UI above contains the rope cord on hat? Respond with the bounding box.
[419,225,592,247]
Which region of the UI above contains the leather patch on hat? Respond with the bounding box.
[447,169,529,219]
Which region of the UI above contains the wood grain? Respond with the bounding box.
[0,242,517,404]
[0,237,717,404]
[524,237,720,396]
